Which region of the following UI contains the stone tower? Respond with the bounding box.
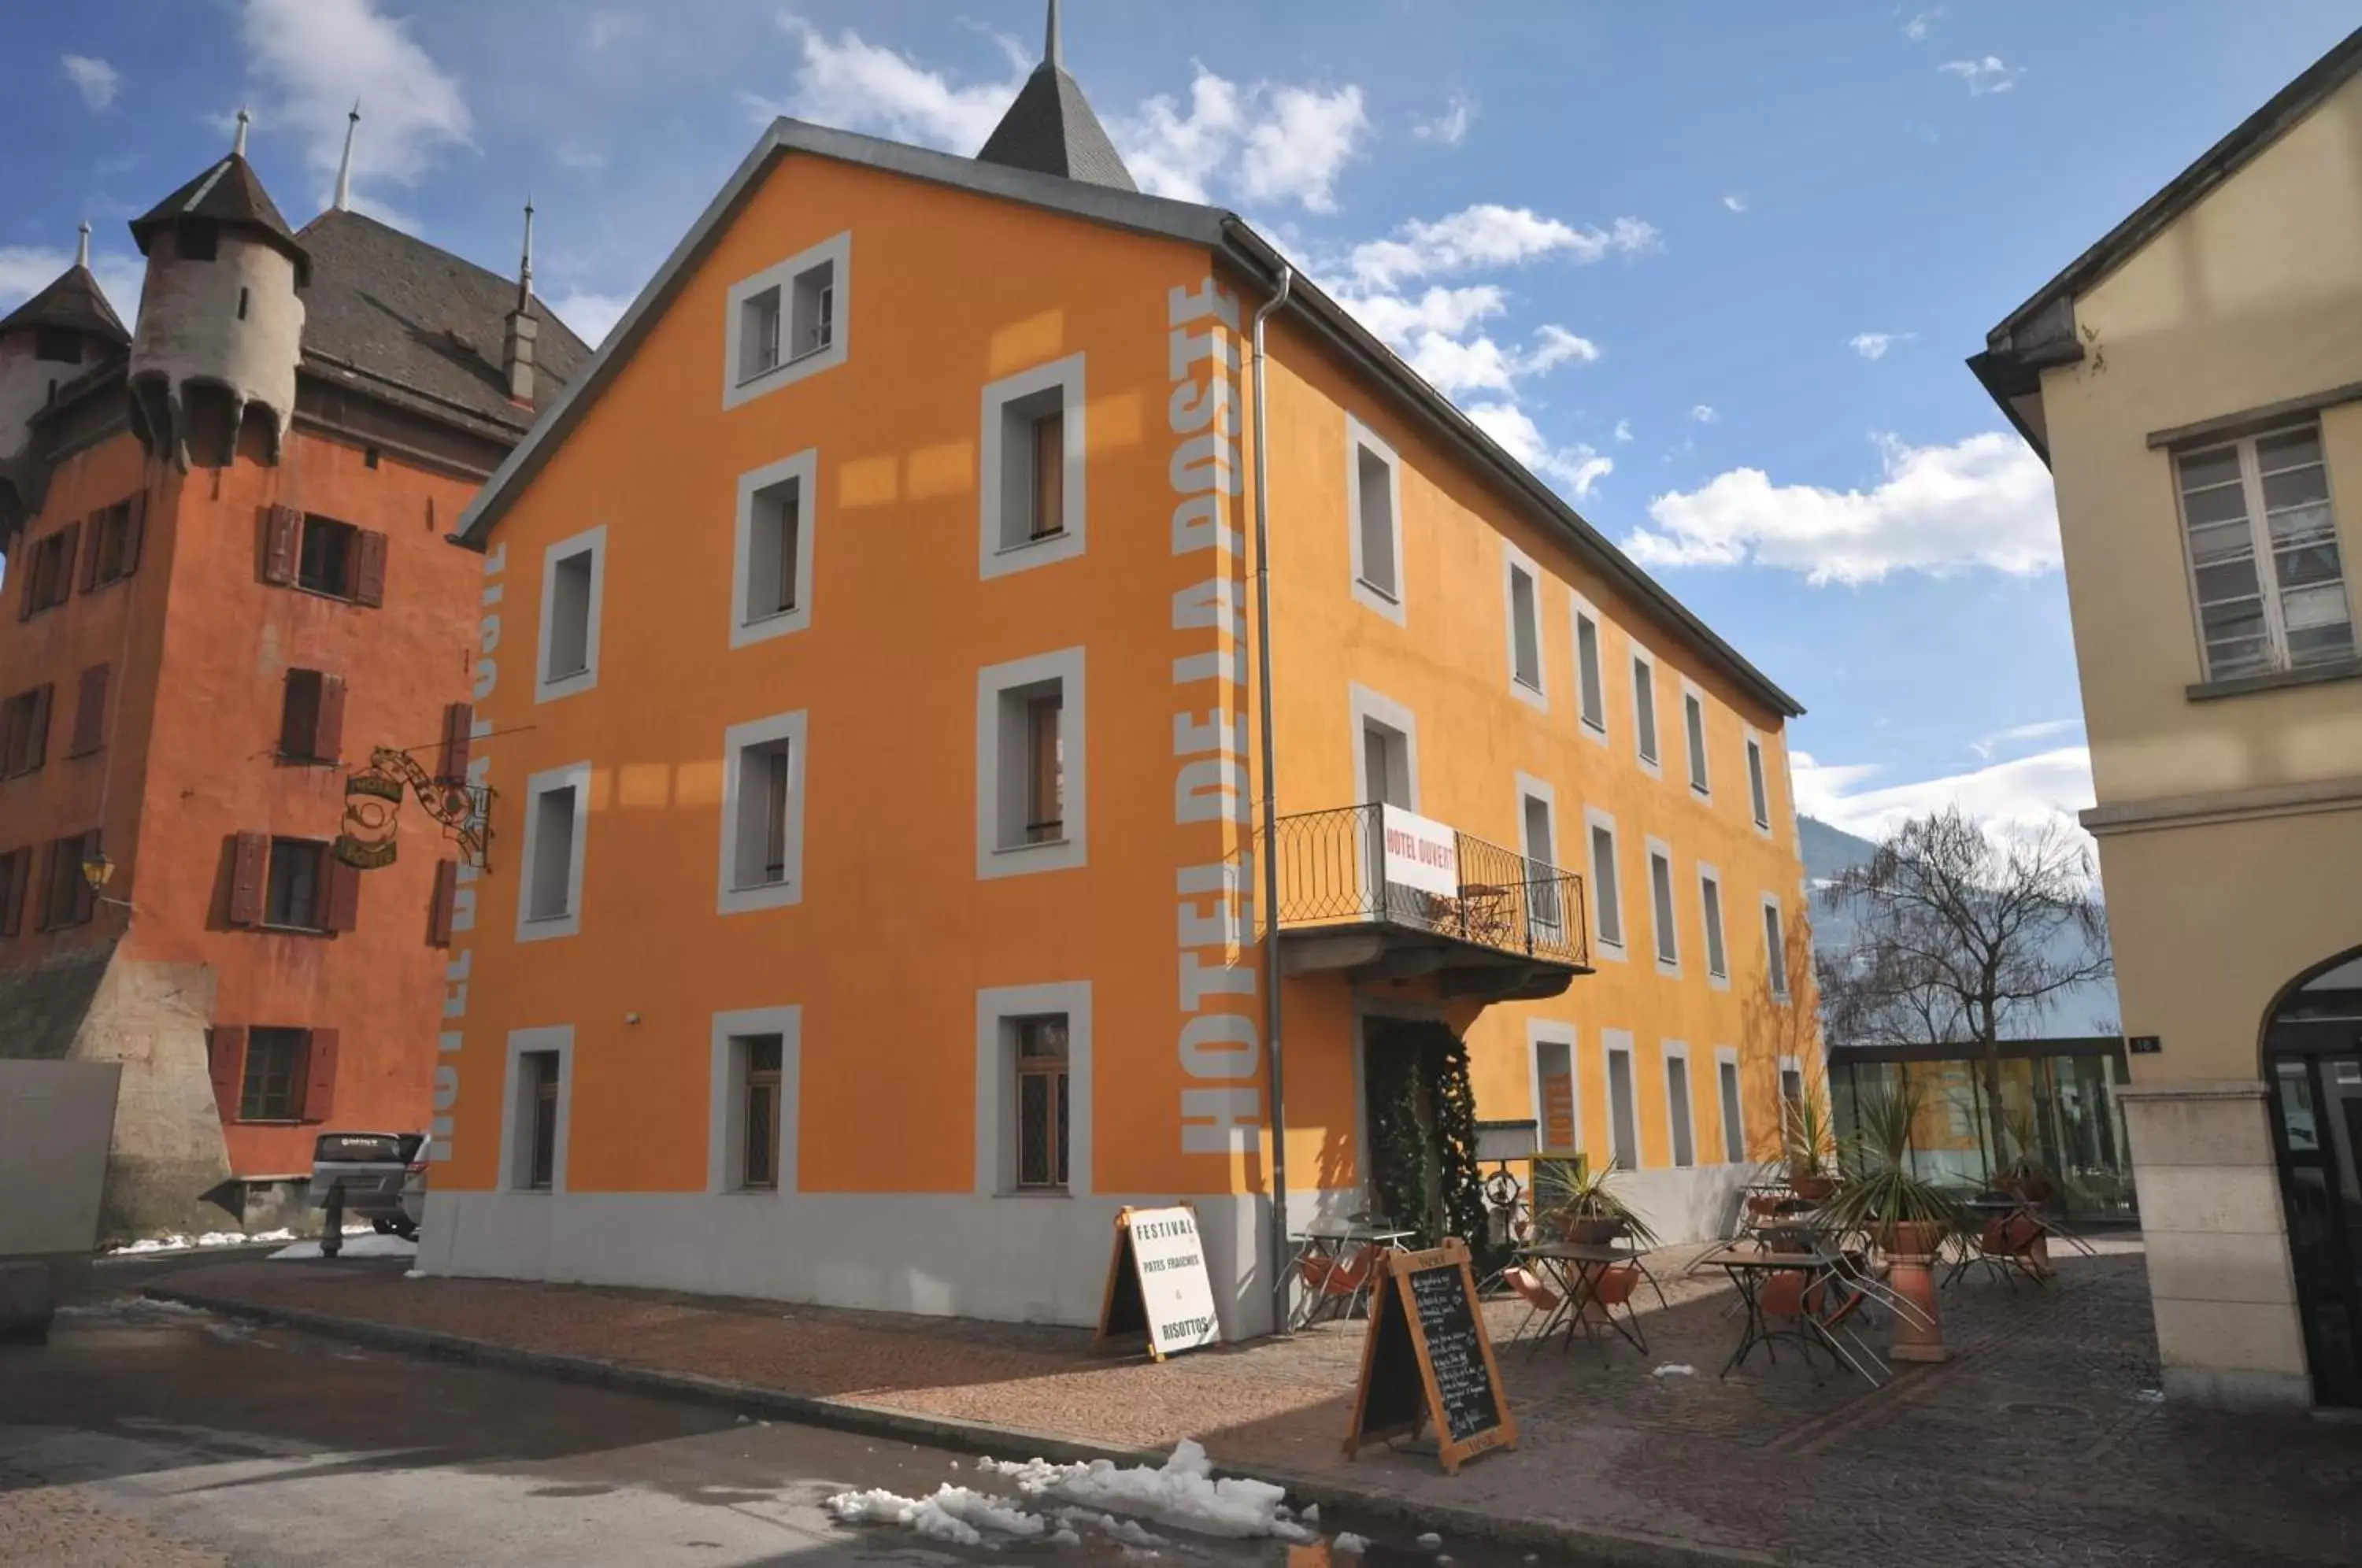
[0,224,130,523]
[126,114,308,468]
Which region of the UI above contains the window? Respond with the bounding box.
[719,711,807,915]
[297,515,356,596]
[1717,1049,1746,1163]
[178,220,219,261]
[277,669,346,764]
[1647,840,1679,973]
[723,231,850,406]
[260,508,382,605]
[1503,543,1546,708]
[1664,1046,1695,1169]
[740,1035,784,1189]
[524,1051,561,1190]
[1518,777,1561,933]
[0,847,29,937]
[1530,1023,1579,1157]
[1572,594,1607,738]
[977,649,1086,879]
[238,287,250,321]
[1779,1059,1806,1141]
[1763,897,1790,999]
[1698,864,1730,985]
[39,833,96,929]
[264,838,331,930]
[34,327,80,364]
[977,982,1092,1197]
[1351,684,1419,810]
[239,1028,308,1121]
[86,497,143,588]
[710,1007,799,1194]
[14,526,76,617]
[1586,811,1624,956]
[1605,1034,1639,1170]
[518,764,590,941]
[2175,423,2355,680]
[1746,732,1772,830]
[536,526,605,701]
[1013,1015,1072,1191]
[503,1029,572,1193]
[0,685,50,778]
[1631,649,1660,772]
[1348,419,1406,620]
[980,355,1087,577]
[1683,686,1710,796]
[732,450,816,645]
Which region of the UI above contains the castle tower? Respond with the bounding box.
[0,223,129,522]
[125,112,309,469]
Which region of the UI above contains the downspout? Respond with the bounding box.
[1249,263,1293,1336]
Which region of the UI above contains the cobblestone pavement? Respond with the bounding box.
[152,1238,2362,1566]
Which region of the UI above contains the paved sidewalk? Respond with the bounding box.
[151,1239,2362,1567]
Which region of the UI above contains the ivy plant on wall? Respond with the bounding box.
[1363,1025,1502,1276]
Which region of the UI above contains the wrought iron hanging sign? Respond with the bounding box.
[332,747,493,871]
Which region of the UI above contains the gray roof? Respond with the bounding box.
[976,65,1137,190]
[454,118,1803,719]
[294,209,593,433]
[0,264,129,346]
[129,153,309,283]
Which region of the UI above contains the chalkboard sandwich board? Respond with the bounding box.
[1342,1238,1516,1474]
[1095,1204,1223,1362]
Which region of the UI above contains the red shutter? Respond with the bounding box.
[323,852,361,933]
[427,857,457,948]
[354,530,387,607]
[209,1026,249,1123]
[69,665,108,758]
[0,851,25,937]
[261,505,299,585]
[228,831,268,927]
[50,521,78,608]
[301,1029,339,1123]
[71,830,99,923]
[438,701,472,785]
[121,490,146,575]
[24,684,50,771]
[314,674,347,764]
[78,513,103,592]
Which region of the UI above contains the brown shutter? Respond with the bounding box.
[314,674,347,764]
[209,1026,249,1123]
[323,852,361,933]
[301,1029,339,1123]
[24,683,51,771]
[0,850,26,937]
[438,701,472,785]
[78,512,103,592]
[228,831,268,927]
[354,529,388,607]
[69,665,108,757]
[120,490,146,575]
[51,521,78,608]
[71,830,98,923]
[427,857,457,948]
[14,542,35,619]
[260,505,299,586]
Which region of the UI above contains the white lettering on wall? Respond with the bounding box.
[433,545,505,1160]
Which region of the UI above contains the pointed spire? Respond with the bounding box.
[976,0,1135,190]
[516,197,535,314]
[233,105,250,157]
[76,220,91,271]
[1045,0,1063,71]
[334,102,360,211]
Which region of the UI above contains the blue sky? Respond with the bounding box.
[6,0,2358,850]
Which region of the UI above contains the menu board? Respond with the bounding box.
[1342,1239,1517,1474]
[1095,1205,1222,1362]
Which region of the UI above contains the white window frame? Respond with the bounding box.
[979,353,1088,579]
[1697,861,1731,990]
[974,982,1093,1198]
[1516,772,1564,937]
[1629,643,1662,778]
[1570,589,1609,745]
[2172,422,2356,681]
[1502,539,1548,711]
[516,761,590,943]
[1349,683,1420,811]
[1762,893,1791,1000]
[1586,806,1626,961]
[708,1005,801,1196]
[722,231,850,409]
[1681,678,1712,800]
[716,708,809,915]
[1662,1040,1696,1170]
[1715,1045,1746,1164]
[730,449,818,647]
[499,1026,574,1194]
[1346,416,1406,623]
[1603,1030,1640,1171]
[1646,835,1680,978]
[1778,1053,1807,1143]
[1527,1019,1581,1159]
[535,525,606,704]
[1743,727,1773,834]
[977,648,1087,880]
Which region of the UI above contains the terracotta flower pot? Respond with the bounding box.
[1790,1175,1837,1203]
[2000,1174,2055,1206]
[1878,1219,1948,1259]
[1568,1216,1625,1246]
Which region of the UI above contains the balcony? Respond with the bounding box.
[1270,803,1591,1002]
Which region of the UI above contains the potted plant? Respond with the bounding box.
[1532,1156,1659,1250]
[1826,1078,1963,1256]
[1994,1103,2056,1206]
[1779,1083,1840,1203]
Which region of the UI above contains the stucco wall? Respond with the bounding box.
[0,1058,120,1256]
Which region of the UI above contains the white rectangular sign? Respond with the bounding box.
[1379,804,1460,897]
[1127,1206,1222,1356]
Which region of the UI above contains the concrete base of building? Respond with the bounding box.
[2162,1363,2314,1410]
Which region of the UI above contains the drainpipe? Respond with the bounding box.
[1250,263,1293,1336]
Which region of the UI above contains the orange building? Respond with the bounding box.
[431,13,1817,1332]
[0,124,587,1236]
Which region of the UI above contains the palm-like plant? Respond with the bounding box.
[1825,1076,1962,1249]
[1532,1156,1660,1250]
[1778,1083,1840,1196]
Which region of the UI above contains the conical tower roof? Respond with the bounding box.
[129,152,310,283]
[975,2,1136,190]
[0,262,128,346]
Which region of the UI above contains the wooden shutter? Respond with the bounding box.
[301,1028,339,1123]
[120,490,146,575]
[260,505,299,585]
[438,702,472,785]
[228,831,268,927]
[78,512,103,592]
[353,529,388,607]
[209,1026,249,1123]
[322,852,361,933]
[24,683,50,771]
[427,857,457,947]
[14,542,35,619]
[314,674,347,764]
[0,851,26,937]
[50,521,78,608]
[69,665,107,758]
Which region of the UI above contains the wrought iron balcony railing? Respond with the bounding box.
[1270,802,1590,971]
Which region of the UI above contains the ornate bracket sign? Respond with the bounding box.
[332,747,494,872]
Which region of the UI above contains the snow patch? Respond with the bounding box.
[1333,1532,1371,1556]
[1056,1508,1168,1549]
[983,1440,1314,1541]
[1652,1363,1697,1378]
[270,1233,418,1261]
[107,1229,298,1256]
[824,1485,1047,1547]
[1418,1530,1444,1548]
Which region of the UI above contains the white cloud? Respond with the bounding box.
[1689,404,1719,423]
[1968,718,2082,762]
[1468,403,1613,499]
[1627,431,2059,585]
[757,17,1026,152]
[585,11,631,50]
[553,140,605,171]
[62,55,119,110]
[1849,331,1916,361]
[1412,95,1475,146]
[1235,82,1368,213]
[1113,71,1369,213]
[1721,193,1747,213]
[1939,56,2023,96]
[1794,745,2095,857]
[1613,418,1635,444]
[1346,205,1658,290]
[0,245,143,321]
[1901,7,1946,42]
[243,0,474,214]
[548,290,632,347]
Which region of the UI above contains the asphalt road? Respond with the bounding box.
[0,1257,1563,1568]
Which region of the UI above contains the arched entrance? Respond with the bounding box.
[2262,947,2362,1407]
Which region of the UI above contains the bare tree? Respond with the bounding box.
[1818,808,2112,1172]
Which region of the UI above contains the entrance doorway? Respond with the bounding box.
[2262,949,2362,1407]
[1361,1015,1488,1257]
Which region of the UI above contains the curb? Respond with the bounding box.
[143,1283,1775,1568]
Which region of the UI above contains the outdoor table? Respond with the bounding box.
[1287,1226,1415,1326]
[1700,1241,1875,1382]
[1513,1241,1665,1355]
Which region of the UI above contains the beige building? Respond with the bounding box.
[1971,27,2362,1410]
